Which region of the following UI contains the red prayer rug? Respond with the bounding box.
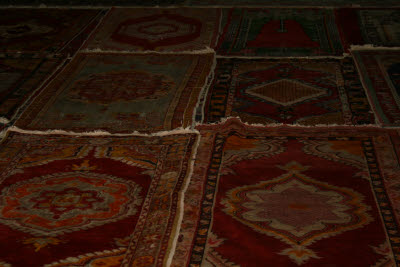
[336,9,400,51]
[0,131,197,267]
[83,8,220,52]
[200,57,374,126]
[15,52,214,133]
[0,9,104,54]
[172,118,400,266]
[216,8,343,57]
[0,55,65,122]
[352,50,400,127]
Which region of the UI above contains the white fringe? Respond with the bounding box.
[192,52,217,127]
[216,53,351,59]
[56,8,108,55]
[80,47,215,54]
[0,117,9,124]
[195,116,382,128]
[350,45,400,51]
[165,133,200,267]
[7,126,199,137]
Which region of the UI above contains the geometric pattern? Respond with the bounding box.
[216,8,343,56]
[223,161,372,265]
[352,50,400,126]
[0,9,102,53]
[83,8,220,52]
[0,132,196,266]
[172,119,400,266]
[0,171,143,236]
[2,5,400,267]
[15,53,213,133]
[201,57,374,126]
[357,9,400,46]
[246,79,327,106]
[336,9,400,50]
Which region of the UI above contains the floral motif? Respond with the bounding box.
[0,170,143,236]
[222,161,372,264]
[67,70,174,104]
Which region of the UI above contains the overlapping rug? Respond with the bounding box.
[0,4,400,267]
[173,118,400,266]
[0,131,197,266]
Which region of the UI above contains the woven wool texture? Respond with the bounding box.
[0,4,399,267]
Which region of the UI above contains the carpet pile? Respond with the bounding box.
[0,3,399,267]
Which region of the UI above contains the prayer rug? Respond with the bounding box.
[201,57,374,126]
[216,8,343,57]
[0,9,103,54]
[352,50,400,127]
[0,55,65,121]
[15,52,213,133]
[0,131,197,267]
[172,118,400,267]
[83,8,220,52]
[336,9,400,51]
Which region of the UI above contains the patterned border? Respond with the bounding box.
[363,139,400,264]
[352,50,400,127]
[203,57,374,125]
[0,131,198,267]
[15,53,214,133]
[188,130,400,265]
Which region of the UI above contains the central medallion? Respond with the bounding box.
[0,171,143,236]
[111,13,201,50]
[222,161,372,264]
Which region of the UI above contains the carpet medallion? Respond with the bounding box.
[15,52,213,133]
[0,131,196,266]
[201,57,374,125]
[172,119,400,266]
[0,9,103,54]
[216,8,343,57]
[353,50,400,127]
[84,8,220,52]
[0,55,64,121]
[336,9,400,50]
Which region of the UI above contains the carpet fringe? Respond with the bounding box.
[0,117,10,124]
[216,53,350,59]
[77,8,112,54]
[350,45,400,51]
[195,116,382,129]
[166,133,201,267]
[7,126,199,137]
[80,47,215,54]
[192,52,217,127]
[56,8,108,55]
